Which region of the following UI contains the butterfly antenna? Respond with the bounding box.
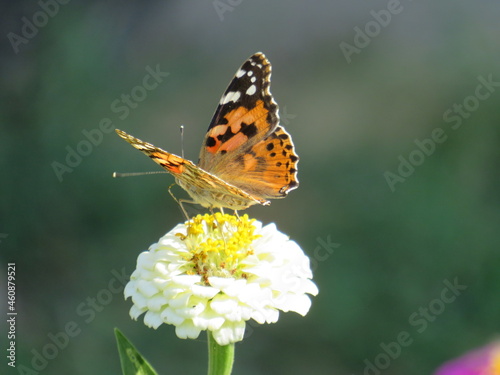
[180,125,185,158]
[113,171,168,178]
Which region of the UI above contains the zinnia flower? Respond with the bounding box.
[124,213,318,346]
[434,341,500,375]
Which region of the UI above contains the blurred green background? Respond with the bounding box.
[1,1,500,374]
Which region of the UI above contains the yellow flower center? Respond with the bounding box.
[180,213,260,283]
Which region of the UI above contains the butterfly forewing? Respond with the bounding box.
[198,53,280,169]
[115,129,267,209]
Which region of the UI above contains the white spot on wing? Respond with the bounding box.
[250,76,256,83]
[220,91,241,105]
[236,69,246,78]
[247,71,253,76]
[246,85,256,96]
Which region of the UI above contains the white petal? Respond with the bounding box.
[301,279,319,296]
[144,311,163,329]
[136,252,156,270]
[129,305,146,320]
[176,321,202,340]
[168,292,192,308]
[163,286,184,299]
[253,307,279,324]
[124,282,136,299]
[239,305,253,320]
[137,280,159,298]
[191,284,220,299]
[131,293,149,309]
[218,279,247,297]
[175,301,206,318]
[171,275,201,286]
[208,276,236,289]
[210,295,238,315]
[212,321,246,346]
[151,277,169,289]
[277,294,312,316]
[161,307,185,325]
[154,262,170,275]
[250,310,266,324]
[193,311,225,330]
[147,295,169,311]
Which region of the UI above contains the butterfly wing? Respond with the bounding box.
[198,52,299,200]
[116,129,192,176]
[115,129,267,209]
[225,125,299,199]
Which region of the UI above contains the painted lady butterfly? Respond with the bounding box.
[116,52,299,212]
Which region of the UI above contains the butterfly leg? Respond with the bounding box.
[168,183,195,220]
[209,207,228,217]
[168,183,180,203]
[178,199,201,221]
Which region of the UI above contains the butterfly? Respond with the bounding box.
[115,52,299,213]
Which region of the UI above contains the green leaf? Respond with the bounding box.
[115,328,159,375]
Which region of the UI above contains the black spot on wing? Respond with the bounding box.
[241,122,258,139]
[206,53,278,132]
[217,126,236,143]
[206,137,217,148]
[278,132,289,140]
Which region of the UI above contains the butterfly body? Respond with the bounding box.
[116,52,298,211]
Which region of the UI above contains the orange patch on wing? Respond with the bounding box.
[243,153,258,171]
[166,165,183,174]
[151,152,170,162]
[224,100,268,134]
[219,132,247,153]
[205,126,224,154]
[151,152,184,174]
[206,100,269,155]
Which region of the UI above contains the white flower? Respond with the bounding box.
[124,213,318,346]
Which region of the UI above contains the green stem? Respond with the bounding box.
[207,331,235,375]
